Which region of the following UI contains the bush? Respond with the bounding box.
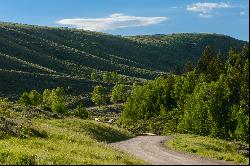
[51,101,67,115]
[110,84,129,104]
[18,87,68,115]
[73,105,90,119]
[91,85,106,108]
[18,90,42,106]
[18,92,32,106]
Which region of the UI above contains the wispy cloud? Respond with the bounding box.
[56,13,167,31]
[199,13,213,18]
[187,2,231,18]
[240,11,246,16]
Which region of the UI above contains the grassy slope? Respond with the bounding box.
[0,22,247,99]
[0,100,144,165]
[0,117,144,165]
[165,134,249,165]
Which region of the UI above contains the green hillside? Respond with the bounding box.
[0,22,247,100]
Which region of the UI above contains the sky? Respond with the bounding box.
[0,0,249,41]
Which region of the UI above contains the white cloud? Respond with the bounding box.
[240,11,246,16]
[187,2,231,18]
[199,13,213,18]
[56,13,167,31]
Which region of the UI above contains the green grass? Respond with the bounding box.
[0,117,145,165]
[165,134,249,165]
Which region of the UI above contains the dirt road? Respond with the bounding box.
[110,136,233,165]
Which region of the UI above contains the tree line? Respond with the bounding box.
[118,45,249,143]
[18,87,90,119]
[16,82,131,117]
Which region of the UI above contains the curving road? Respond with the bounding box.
[110,136,234,165]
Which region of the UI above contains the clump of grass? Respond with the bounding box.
[165,134,249,165]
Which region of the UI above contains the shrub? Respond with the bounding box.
[18,90,42,106]
[110,84,129,104]
[51,101,67,115]
[91,85,106,108]
[18,92,32,106]
[73,105,90,119]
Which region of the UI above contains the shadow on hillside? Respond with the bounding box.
[81,121,133,143]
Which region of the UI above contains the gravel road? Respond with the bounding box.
[110,136,234,165]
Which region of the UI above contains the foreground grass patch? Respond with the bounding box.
[165,134,249,165]
[0,118,144,165]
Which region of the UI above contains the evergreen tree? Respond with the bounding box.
[209,51,224,80]
[196,45,214,74]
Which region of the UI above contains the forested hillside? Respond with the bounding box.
[0,22,247,99]
[119,45,249,143]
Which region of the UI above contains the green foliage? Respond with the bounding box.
[91,85,107,108]
[90,71,98,80]
[110,84,129,104]
[42,89,52,107]
[230,100,249,142]
[178,75,231,138]
[195,46,225,81]
[102,72,112,83]
[51,101,67,114]
[73,104,90,119]
[196,46,214,74]
[18,90,42,106]
[119,45,249,143]
[29,90,42,106]
[45,87,67,114]
[119,75,176,131]
[18,87,68,115]
[18,92,32,106]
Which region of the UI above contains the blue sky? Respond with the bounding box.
[0,0,249,41]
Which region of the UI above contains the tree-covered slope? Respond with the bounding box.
[0,22,247,98]
[127,33,247,69]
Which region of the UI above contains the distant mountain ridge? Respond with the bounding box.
[0,22,248,99]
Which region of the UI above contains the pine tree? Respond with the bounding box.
[196,45,213,74]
